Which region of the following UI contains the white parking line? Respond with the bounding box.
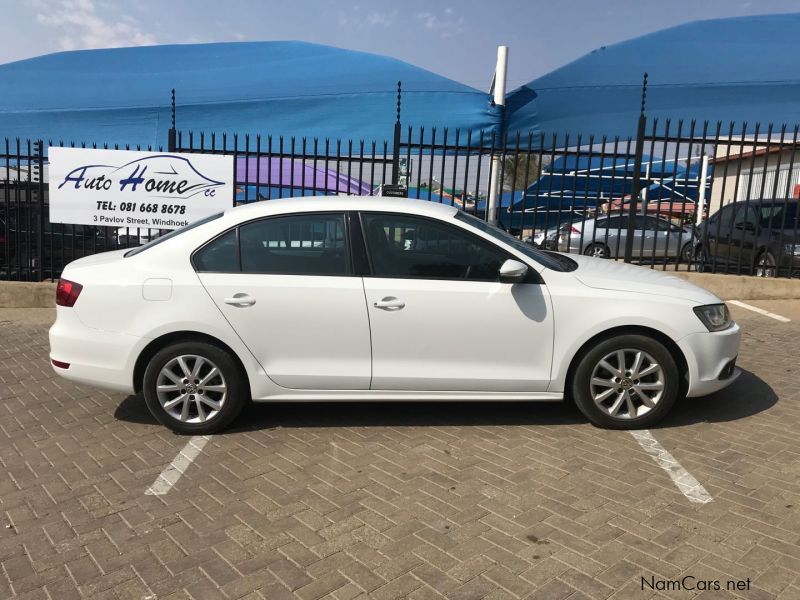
[728,300,790,323]
[629,430,712,504]
[145,435,210,496]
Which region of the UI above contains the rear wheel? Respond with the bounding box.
[755,250,777,278]
[571,334,679,429]
[584,242,610,259]
[694,244,708,272]
[143,341,247,434]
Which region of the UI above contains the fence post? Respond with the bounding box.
[391,81,401,185]
[34,139,45,281]
[167,88,177,152]
[624,73,648,263]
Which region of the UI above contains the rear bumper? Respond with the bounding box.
[678,322,742,397]
[49,308,142,394]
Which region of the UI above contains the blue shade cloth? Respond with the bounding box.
[506,14,800,140]
[509,154,701,212]
[0,41,500,149]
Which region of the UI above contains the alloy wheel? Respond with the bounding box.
[755,252,776,278]
[156,355,227,423]
[585,243,609,258]
[589,348,665,419]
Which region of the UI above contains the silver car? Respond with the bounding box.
[558,214,696,261]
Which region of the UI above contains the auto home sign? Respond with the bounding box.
[49,148,233,229]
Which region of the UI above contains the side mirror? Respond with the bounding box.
[499,259,529,284]
[734,222,756,232]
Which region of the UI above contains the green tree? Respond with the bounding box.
[501,153,542,191]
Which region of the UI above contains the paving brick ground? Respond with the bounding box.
[0,305,798,599]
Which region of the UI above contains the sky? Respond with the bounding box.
[3,0,800,91]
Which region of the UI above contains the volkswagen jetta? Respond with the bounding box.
[49,197,741,433]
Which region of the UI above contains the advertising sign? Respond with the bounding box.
[48,148,233,230]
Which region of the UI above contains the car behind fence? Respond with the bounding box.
[3,116,800,281]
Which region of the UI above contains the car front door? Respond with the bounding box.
[195,212,372,390]
[359,212,553,392]
[703,203,736,268]
[731,203,759,267]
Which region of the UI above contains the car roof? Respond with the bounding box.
[226,195,460,220]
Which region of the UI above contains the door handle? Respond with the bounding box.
[223,293,256,307]
[373,296,405,310]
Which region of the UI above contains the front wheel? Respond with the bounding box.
[571,334,679,429]
[755,250,777,278]
[143,341,247,434]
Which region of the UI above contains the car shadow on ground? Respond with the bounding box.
[654,368,777,428]
[113,368,776,433]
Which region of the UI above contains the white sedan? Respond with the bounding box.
[49,197,741,434]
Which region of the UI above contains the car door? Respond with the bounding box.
[731,203,759,266]
[704,203,736,266]
[359,211,553,392]
[195,212,372,390]
[602,215,628,257]
[634,215,659,258]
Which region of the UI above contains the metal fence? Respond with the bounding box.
[3,117,800,281]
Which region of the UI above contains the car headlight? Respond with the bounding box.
[784,244,800,257]
[693,303,732,332]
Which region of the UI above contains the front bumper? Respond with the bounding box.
[49,307,143,394]
[678,322,742,397]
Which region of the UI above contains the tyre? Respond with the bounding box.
[571,334,679,429]
[755,250,777,278]
[143,341,247,434]
[679,242,693,265]
[583,242,610,259]
[694,244,707,272]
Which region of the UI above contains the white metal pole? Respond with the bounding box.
[695,154,709,225]
[488,45,508,226]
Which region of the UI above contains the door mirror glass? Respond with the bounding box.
[499,259,528,283]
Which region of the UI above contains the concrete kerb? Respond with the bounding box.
[672,272,800,301]
[0,281,57,308]
[0,272,798,309]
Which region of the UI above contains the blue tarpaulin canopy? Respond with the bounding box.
[0,41,499,149]
[510,154,701,212]
[506,13,800,140]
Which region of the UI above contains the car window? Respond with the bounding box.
[758,201,798,230]
[455,211,575,272]
[710,203,736,230]
[194,230,237,272]
[652,218,672,232]
[239,213,348,275]
[633,216,659,231]
[125,212,224,257]
[733,204,758,228]
[605,216,628,229]
[362,213,508,281]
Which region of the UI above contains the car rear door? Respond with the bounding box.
[195,211,372,390]
[358,211,553,392]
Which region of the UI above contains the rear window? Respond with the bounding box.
[124,213,224,257]
[759,201,798,229]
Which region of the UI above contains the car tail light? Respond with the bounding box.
[56,278,83,307]
[51,359,70,369]
[568,226,581,234]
